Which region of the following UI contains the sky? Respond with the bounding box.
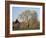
[12,7,40,22]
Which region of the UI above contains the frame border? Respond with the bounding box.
[5,1,45,37]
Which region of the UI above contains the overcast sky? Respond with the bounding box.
[12,7,40,22]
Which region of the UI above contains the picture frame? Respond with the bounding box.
[5,1,45,37]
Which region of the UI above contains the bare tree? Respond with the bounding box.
[18,10,38,29]
[18,10,32,28]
